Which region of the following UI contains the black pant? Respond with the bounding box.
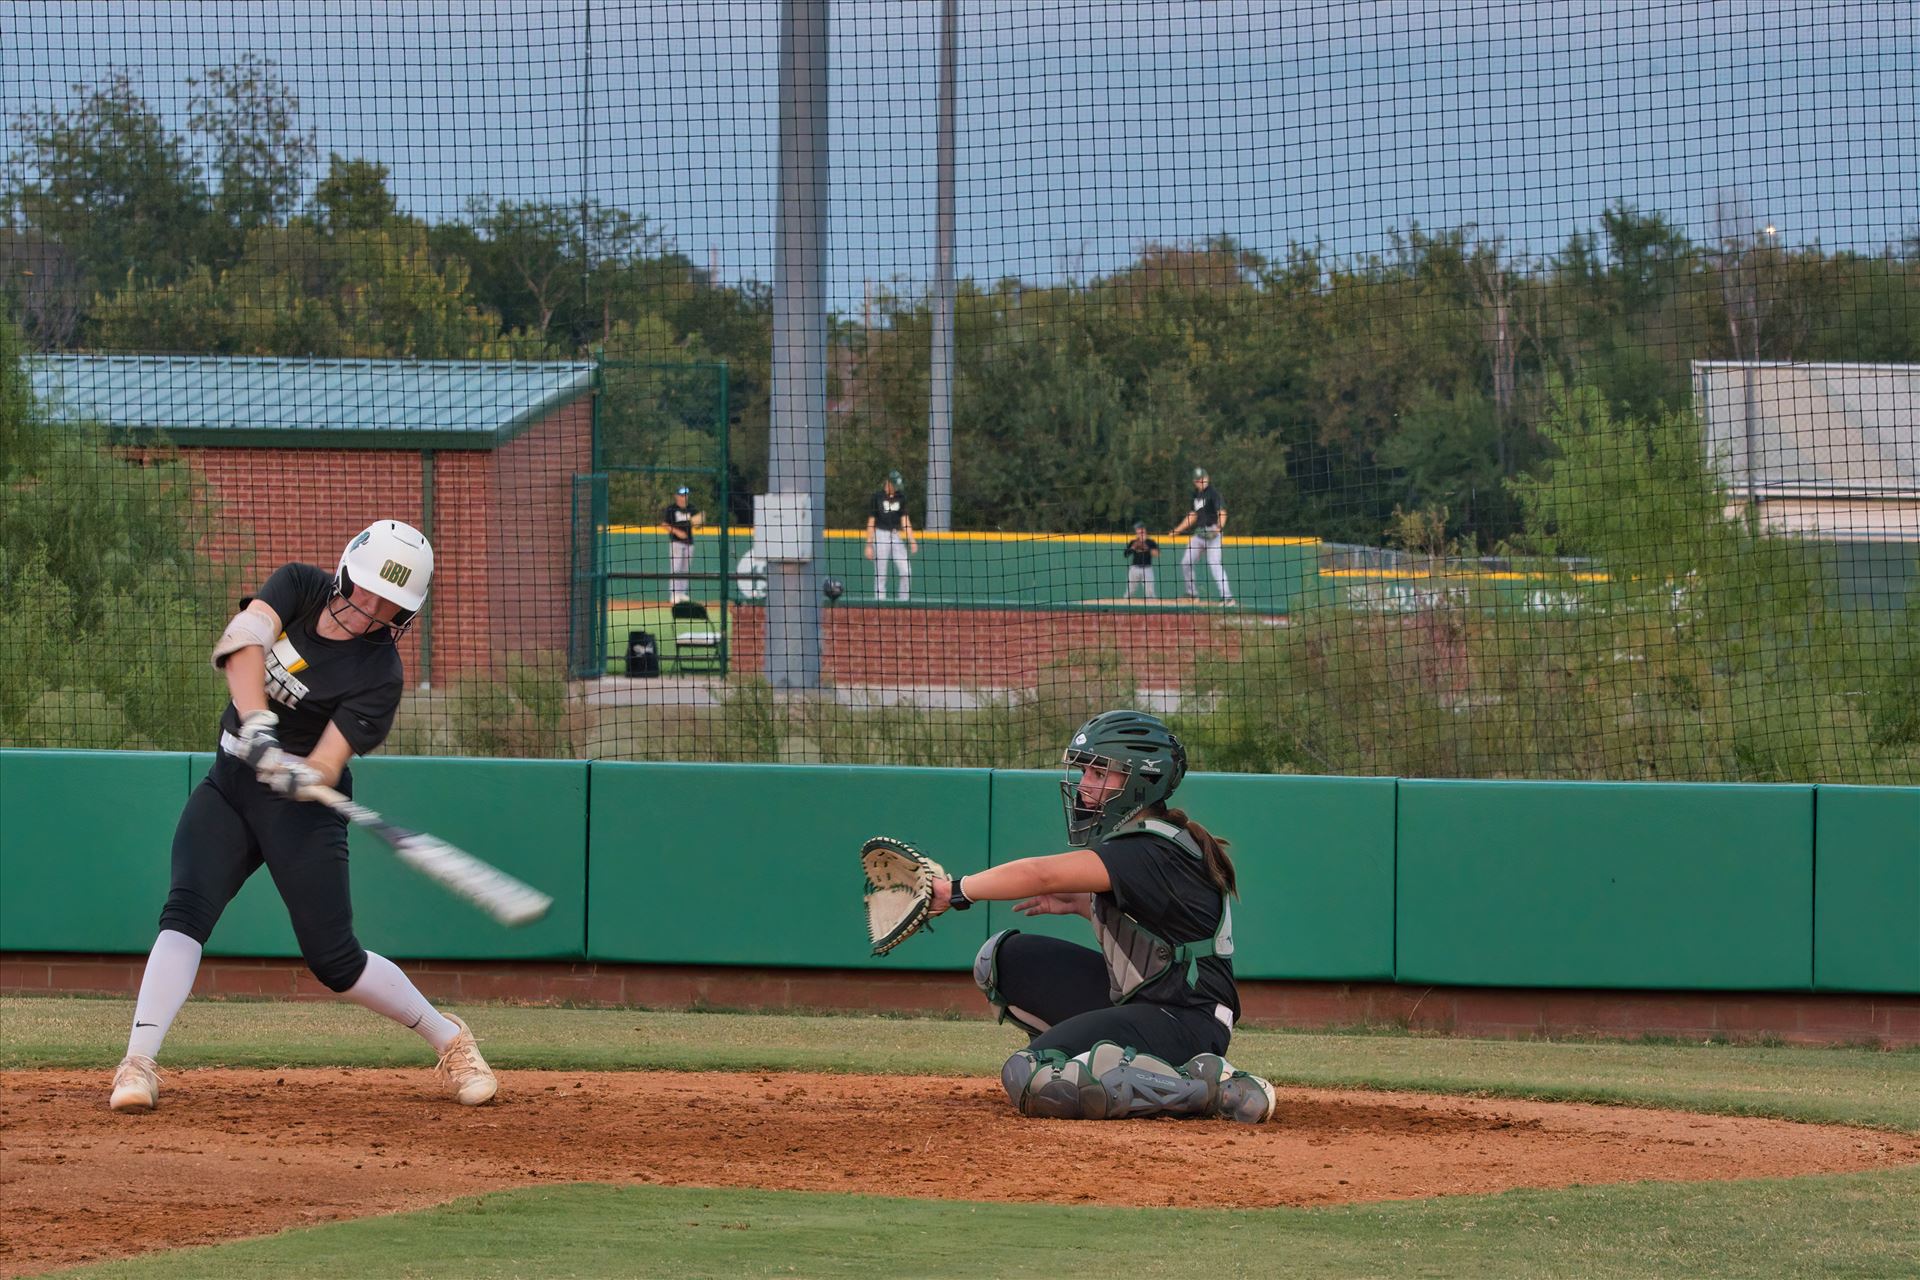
[158,752,367,992]
[995,932,1230,1063]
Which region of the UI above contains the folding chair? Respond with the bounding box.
[670,599,723,673]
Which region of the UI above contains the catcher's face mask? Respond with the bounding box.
[1061,748,1160,845]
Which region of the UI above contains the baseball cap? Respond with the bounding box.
[886,469,903,486]
[1133,521,1147,532]
[1192,467,1209,481]
[675,486,691,496]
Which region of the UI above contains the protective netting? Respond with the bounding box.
[3,2,1915,781]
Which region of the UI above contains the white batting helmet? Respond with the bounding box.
[336,519,434,626]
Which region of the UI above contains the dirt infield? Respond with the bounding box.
[4,1068,1918,1276]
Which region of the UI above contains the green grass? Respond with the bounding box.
[5,997,1916,1131]
[36,1170,1920,1279]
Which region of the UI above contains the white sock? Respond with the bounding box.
[127,930,204,1060]
[343,951,461,1054]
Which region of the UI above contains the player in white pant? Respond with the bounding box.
[1122,523,1160,599]
[662,486,704,603]
[1170,467,1234,605]
[865,470,918,602]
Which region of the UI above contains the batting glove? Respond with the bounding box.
[234,708,284,771]
[260,757,323,797]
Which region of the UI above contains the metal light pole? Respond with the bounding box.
[926,0,958,532]
[767,0,829,689]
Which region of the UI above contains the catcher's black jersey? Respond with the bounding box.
[662,503,698,542]
[217,563,404,757]
[1124,536,1160,567]
[869,489,909,531]
[1189,485,1225,530]
[1092,829,1240,1021]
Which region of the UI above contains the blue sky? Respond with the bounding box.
[6,1,1916,308]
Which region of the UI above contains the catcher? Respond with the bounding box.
[863,710,1274,1123]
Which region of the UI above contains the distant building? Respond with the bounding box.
[28,355,597,683]
[1693,361,1919,608]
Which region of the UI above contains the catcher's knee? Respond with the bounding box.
[1001,1048,1092,1119]
[974,930,1049,1036]
[1000,1042,1218,1121]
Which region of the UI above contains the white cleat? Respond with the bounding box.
[110,1054,160,1112]
[434,1015,498,1106]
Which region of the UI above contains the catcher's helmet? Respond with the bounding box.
[335,519,433,635]
[1061,709,1188,845]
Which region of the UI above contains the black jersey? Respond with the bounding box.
[1190,485,1225,531]
[662,503,697,543]
[869,489,908,532]
[1124,536,1159,567]
[216,563,404,757]
[1092,828,1239,1020]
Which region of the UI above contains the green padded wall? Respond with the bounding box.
[1814,785,1920,994]
[1397,780,1814,989]
[0,750,192,952]
[197,754,588,962]
[587,761,992,969]
[1177,772,1396,980]
[982,770,1396,981]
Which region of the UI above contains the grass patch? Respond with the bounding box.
[38,1170,1920,1279]
[5,997,1916,1131]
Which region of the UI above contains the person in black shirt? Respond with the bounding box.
[108,521,499,1113]
[927,710,1275,1123]
[662,486,704,604]
[1170,466,1234,605]
[864,469,918,601]
[1122,522,1160,600]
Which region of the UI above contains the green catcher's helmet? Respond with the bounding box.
[1061,709,1188,844]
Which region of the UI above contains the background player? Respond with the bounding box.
[662,486,704,604]
[1122,522,1160,599]
[1170,467,1234,605]
[108,520,497,1113]
[864,469,918,602]
[925,710,1275,1123]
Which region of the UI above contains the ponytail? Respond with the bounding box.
[1160,806,1237,898]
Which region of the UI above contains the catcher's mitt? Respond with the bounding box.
[861,835,949,956]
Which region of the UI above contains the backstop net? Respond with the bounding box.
[4,2,1916,782]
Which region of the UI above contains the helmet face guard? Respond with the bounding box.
[1059,710,1187,845]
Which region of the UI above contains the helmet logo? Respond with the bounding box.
[350,531,372,550]
[1074,733,1086,745]
[378,559,414,587]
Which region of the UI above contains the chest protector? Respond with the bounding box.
[1091,819,1233,1005]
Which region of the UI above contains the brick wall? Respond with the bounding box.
[169,401,590,685]
[727,605,1246,687]
[490,399,593,666]
[187,446,431,677]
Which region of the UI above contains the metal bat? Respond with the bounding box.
[297,783,553,927]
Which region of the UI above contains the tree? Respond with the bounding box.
[444,197,666,349]
[187,55,317,258]
[0,314,233,748]
[4,72,210,291]
[311,154,400,233]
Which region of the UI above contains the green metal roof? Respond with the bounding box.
[25,355,597,450]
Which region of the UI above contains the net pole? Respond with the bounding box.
[767,0,829,690]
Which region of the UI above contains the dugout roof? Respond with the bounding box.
[25,354,598,450]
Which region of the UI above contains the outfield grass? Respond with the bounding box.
[38,1170,1920,1279]
[5,997,1916,1131]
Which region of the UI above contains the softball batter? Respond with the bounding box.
[109,520,498,1112]
[928,710,1275,1122]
